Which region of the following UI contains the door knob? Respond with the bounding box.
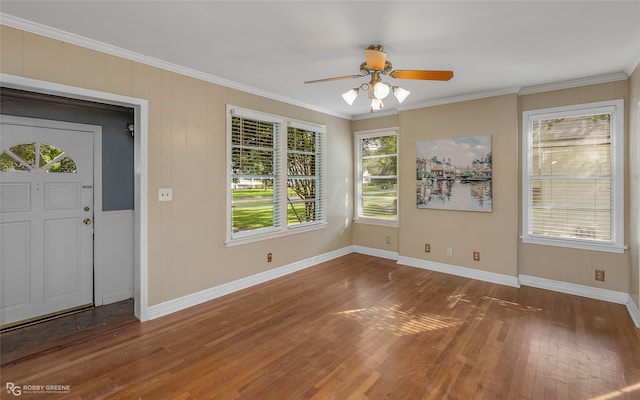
[83,218,91,225]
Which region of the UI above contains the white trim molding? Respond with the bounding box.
[147,246,353,320]
[352,246,399,261]
[396,256,521,288]
[519,274,629,304]
[627,299,640,328]
[519,72,629,96]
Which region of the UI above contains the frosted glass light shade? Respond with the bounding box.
[393,86,410,103]
[342,88,359,105]
[373,82,390,99]
[370,98,384,110]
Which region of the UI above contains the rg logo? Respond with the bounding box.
[5,382,22,396]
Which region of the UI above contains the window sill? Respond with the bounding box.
[353,217,399,228]
[520,235,626,254]
[225,222,327,247]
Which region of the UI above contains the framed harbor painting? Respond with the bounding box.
[416,135,492,212]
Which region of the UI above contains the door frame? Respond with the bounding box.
[0,73,149,322]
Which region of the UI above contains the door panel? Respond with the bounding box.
[44,218,82,298]
[0,221,30,308]
[0,183,31,212]
[1,115,97,327]
[45,183,82,210]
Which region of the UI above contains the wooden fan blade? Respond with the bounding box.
[304,74,366,84]
[389,70,454,81]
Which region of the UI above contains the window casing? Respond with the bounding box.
[521,99,624,253]
[355,130,398,225]
[227,106,325,245]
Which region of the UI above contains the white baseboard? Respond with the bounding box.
[352,245,399,261]
[396,256,520,288]
[626,297,640,328]
[518,274,629,304]
[147,246,354,320]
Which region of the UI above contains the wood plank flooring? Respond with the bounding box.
[1,253,639,399]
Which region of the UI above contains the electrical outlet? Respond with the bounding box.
[425,243,431,253]
[267,253,273,263]
[473,251,480,261]
[447,247,453,257]
[595,269,605,281]
[386,236,391,244]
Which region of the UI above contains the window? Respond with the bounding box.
[227,106,324,244]
[355,130,398,224]
[521,99,624,253]
[287,122,323,227]
[1,142,77,173]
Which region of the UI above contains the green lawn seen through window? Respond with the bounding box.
[232,187,317,231]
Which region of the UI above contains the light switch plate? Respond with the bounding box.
[159,188,173,202]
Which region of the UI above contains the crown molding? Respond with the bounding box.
[519,72,628,95]
[0,14,351,120]
[398,87,521,111]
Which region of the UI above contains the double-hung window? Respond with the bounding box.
[227,106,324,244]
[355,130,398,224]
[521,99,624,253]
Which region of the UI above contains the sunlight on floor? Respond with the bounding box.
[446,293,542,312]
[481,295,542,312]
[336,304,461,336]
[588,382,640,400]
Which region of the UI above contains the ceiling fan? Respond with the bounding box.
[305,44,454,112]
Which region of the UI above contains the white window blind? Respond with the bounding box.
[230,115,280,235]
[355,131,398,222]
[522,100,624,253]
[287,124,323,227]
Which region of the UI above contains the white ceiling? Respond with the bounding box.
[1,1,639,119]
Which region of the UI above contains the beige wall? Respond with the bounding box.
[399,95,519,276]
[518,81,631,292]
[629,64,640,307]
[0,26,354,306]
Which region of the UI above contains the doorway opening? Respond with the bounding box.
[1,73,149,324]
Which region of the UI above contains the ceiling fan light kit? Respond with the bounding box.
[305,44,453,113]
[341,88,359,105]
[392,86,411,103]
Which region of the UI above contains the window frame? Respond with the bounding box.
[521,99,625,253]
[226,106,326,246]
[354,128,399,227]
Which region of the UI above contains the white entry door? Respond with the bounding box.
[0,115,98,327]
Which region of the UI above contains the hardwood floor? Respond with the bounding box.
[1,253,639,399]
